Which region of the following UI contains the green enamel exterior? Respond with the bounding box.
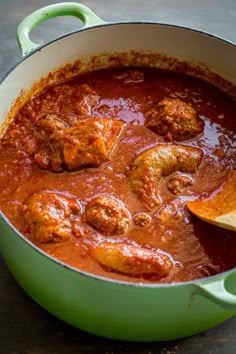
[17,2,105,56]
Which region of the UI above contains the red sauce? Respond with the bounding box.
[0,67,235,284]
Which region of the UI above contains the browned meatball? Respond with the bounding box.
[90,241,173,277]
[23,191,81,243]
[145,97,204,141]
[34,117,125,172]
[84,195,131,236]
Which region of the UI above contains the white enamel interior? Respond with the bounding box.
[0,23,235,125]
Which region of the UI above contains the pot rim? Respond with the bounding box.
[0,20,235,289]
[1,21,236,84]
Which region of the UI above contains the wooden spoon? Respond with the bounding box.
[187,170,236,231]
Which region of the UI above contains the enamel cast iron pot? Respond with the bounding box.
[0,2,235,342]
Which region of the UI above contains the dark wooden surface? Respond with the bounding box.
[0,1,235,353]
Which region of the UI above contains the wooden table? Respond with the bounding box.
[0,1,235,353]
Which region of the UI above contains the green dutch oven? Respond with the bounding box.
[0,2,235,341]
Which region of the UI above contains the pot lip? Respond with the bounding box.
[1,20,236,86]
[1,211,235,289]
[0,21,235,289]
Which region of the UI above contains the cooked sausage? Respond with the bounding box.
[34,117,125,172]
[91,241,173,277]
[84,195,131,236]
[145,97,204,141]
[130,144,203,208]
[23,191,81,243]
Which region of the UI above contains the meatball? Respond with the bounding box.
[23,191,81,243]
[84,195,131,236]
[90,241,173,277]
[145,97,204,141]
[130,144,203,209]
[34,117,125,172]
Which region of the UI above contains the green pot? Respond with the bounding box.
[0,2,235,341]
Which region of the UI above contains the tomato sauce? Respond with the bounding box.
[0,67,235,283]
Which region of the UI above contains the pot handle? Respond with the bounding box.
[195,272,236,311]
[17,2,105,56]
